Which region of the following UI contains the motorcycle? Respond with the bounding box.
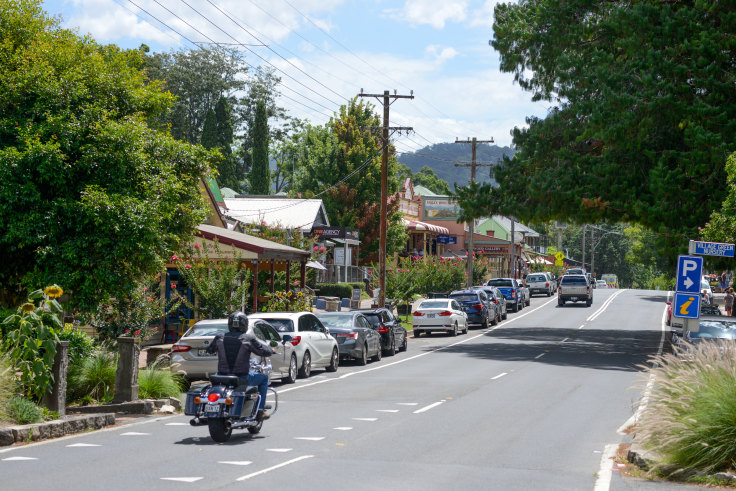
[184,348,283,442]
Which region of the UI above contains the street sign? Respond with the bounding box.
[554,251,565,267]
[675,255,703,294]
[436,235,457,244]
[688,240,735,257]
[672,292,701,319]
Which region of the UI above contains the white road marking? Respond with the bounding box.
[218,461,252,466]
[2,456,38,461]
[578,324,586,330]
[237,455,314,481]
[587,290,626,322]
[413,401,444,414]
[66,443,101,447]
[561,337,569,343]
[294,437,325,441]
[376,409,399,413]
[161,477,203,483]
[396,402,418,406]
[333,427,353,431]
[352,417,377,422]
[165,422,188,426]
[593,443,618,491]
[491,372,507,380]
[534,353,546,359]
[266,448,293,453]
[120,432,150,436]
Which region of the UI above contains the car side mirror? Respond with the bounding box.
[282,335,292,342]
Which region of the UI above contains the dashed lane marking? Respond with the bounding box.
[266,448,293,453]
[491,372,507,380]
[2,456,38,461]
[294,437,325,441]
[396,403,418,406]
[218,461,253,466]
[413,401,444,414]
[165,422,188,426]
[376,409,399,413]
[237,455,314,481]
[120,432,150,436]
[161,477,203,483]
[333,427,352,431]
[66,443,101,447]
[352,417,378,422]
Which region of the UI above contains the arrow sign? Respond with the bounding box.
[675,255,703,294]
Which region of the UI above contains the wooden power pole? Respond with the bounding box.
[358,89,413,308]
[454,137,494,287]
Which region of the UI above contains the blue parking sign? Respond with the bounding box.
[675,255,703,294]
[673,292,701,319]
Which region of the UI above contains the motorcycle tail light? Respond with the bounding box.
[438,311,452,316]
[290,336,302,346]
[225,398,232,406]
[171,344,191,353]
[208,393,219,403]
[194,396,201,404]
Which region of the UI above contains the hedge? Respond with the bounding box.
[316,283,357,299]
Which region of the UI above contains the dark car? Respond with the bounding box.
[358,308,408,355]
[449,289,492,328]
[316,312,382,365]
[486,277,524,312]
[472,285,507,321]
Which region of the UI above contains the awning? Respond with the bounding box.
[196,224,310,262]
[306,260,327,270]
[530,256,553,265]
[402,218,450,235]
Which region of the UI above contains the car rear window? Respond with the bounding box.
[419,300,450,309]
[527,274,546,282]
[257,318,294,332]
[362,313,381,327]
[487,279,512,287]
[317,314,353,328]
[450,294,479,303]
[561,276,587,285]
[186,323,227,337]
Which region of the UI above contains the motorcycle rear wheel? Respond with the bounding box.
[208,419,232,442]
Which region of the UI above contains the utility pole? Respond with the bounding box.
[358,89,413,308]
[455,137,494,287]
[582,225,586,271]
[510,217,516,278]
[590,227,595,279]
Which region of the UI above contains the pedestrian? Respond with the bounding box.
[702,289,712,305]
[720,271,728,291]
[725,288,735,316]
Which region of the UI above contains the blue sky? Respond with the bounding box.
[41,0,548,149]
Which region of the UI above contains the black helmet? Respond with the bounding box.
[228,311,249,333]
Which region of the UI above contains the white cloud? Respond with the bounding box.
[386,0,469,29]
[469,0,500,28]
[426,45,459,63]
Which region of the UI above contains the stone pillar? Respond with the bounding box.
[44,341,69,416]
[113,336,140,403]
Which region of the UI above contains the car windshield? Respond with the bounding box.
[317,314,354,328]
[691,321,736,340]
[701,280,711,290]
[567,269,584,275]
[487,279,512,287]
[527,275,546,282]
[257,318,294,332]
[450,294,479,303]
[185,323,228,337]
[419,300,450,309]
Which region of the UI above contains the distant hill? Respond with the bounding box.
[397,142,515,191]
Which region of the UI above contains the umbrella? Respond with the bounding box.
[306,260,327,270]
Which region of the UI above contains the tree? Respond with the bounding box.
[249,99,270,194]
[213,96,239,190]
[458,1,736,259]
[412,165,451,195]
[0,0,216,309]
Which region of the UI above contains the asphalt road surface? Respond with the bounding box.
[1,289,708,490]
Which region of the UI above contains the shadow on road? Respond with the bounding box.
[425,326,663,372]
[174,433,265,446]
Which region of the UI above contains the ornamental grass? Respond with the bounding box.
[636,340,736,473]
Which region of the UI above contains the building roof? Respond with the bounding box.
[490,215,540,238]
[220,187,238,198]
[196,224,310,262]
[413,185,438,197]
[223,197,329,232]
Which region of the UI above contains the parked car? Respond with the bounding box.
[671,316,736,355]
[412,298,468,337]
[170,317,299,384]
[470,285,507,321]
[486,277,525,312]
[316,312,382,365]
[558,274,593,306]
[667,299,722,327]
[519,279,531,307]
[525,272,554,297]
[249,312,339,378]
[449,289,493,328]
[545,272,558,293]
[595,279,608,288]
[357,308,408,355]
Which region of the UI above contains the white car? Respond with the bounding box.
[595,279,608,288]
[249,312,339,378]
[412,298,468,337]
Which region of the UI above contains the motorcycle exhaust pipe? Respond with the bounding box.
[189,417,207,426]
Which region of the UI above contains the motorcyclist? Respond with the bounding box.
[206,311,275,421]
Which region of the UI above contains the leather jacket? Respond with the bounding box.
[206,331,275,376]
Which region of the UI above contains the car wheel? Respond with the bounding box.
[247,420,263,435]
[526,297,531,306]
[450,323,458,337]
[512,302,519,313]
[547,291,552,297]
[481,314,488,328]
[462,321,468,334]
[502,309,507,320]
[358,344,368,366]
[298,351,311,378]
[586,299,592,307]
[399,333,408,352]
[385,336,396,356]
[373,344,383,361]
[283,354,298,384]
[326,348,339,372]
[490,310,498,326]
[413,329,421,338]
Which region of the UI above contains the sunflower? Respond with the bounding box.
[44,285,64,299]
[21,302,35,313]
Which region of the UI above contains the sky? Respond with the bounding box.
[41,0,549,151]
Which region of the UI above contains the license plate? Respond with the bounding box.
[570,297,578,301]
[427,313,435,318]
[197,349,216,357]
[205,403,220,413]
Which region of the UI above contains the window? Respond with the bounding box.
[487,279,513,287]
[263,318,294,333]
[256,322,282,342]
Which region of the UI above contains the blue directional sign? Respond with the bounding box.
[690,240,735,257]
[675,255,703,294]
[436,235,457,244]
[673,292,701,319]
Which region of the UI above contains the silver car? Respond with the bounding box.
[170,318,298,384]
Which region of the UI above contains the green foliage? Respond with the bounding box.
[370,258,466,299]
[457,1,736,259]
[250,99,270,194]
[2,287,63,401]
[0,2,216,310]
[315,283,353,299]
[57,324,97,365]
[0,350,15,420]
[410,166,451,195]
[173,241,251,319]
[263,291,312,313]
[138,365,183,400]
[638,341,736,473]
[5,396,43,425]
[66,348,117,404]
[383,267,418,309]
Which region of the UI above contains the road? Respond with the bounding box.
[0,289,706,490]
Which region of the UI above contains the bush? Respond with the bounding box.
[67,349,117,404]
[5,396,43,425]
[637,341,736,473]
[58,325,97,365]
[138,364,184,399]
[348,282,365,292]
[315,283,353,299]
[0,350,15,420]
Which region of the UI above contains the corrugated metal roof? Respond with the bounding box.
[224,197,329,231]
[413,185,439,197]
[196,224,310,261]
[491,215,539,237]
